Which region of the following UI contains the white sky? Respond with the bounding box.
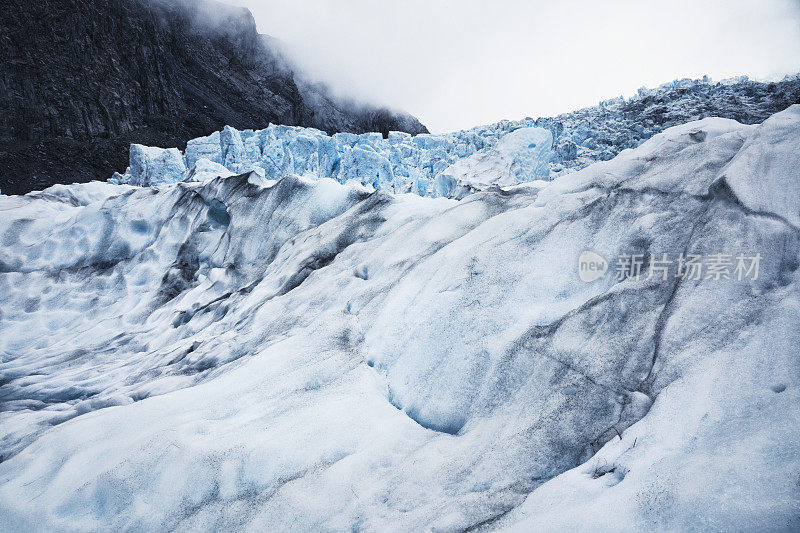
[222,0,800,133]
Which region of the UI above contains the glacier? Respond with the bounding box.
[1,104,799,531]
[111,123,554,196]
[109,74,800,198]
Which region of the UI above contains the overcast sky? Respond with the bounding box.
[223,0,800,133]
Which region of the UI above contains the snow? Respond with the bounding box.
[1,106,799,530]
[504,297,800,531]
[183,157,235,183]
[715,105,800,227]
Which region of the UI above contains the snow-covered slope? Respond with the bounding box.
[1,107,799,531]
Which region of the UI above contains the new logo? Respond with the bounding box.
[578,250,608,282]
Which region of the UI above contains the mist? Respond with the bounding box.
[218,0,800,133]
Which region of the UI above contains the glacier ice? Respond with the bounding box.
[115,122,533,197]
[433,127,553,198]
[1,106,799,530]
[121,144,188,187]
[712,106,800,226]
[110,75,800,199]
[114,123,554,198]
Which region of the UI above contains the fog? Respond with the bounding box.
[221,0,800,132]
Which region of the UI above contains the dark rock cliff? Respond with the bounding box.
[0,0,428,194]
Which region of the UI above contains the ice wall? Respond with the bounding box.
[112,124,554,197]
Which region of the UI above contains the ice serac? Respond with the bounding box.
[1,107,799,531]
[434,127,552,198]
[123,144,188,187]
[114,124,554,197]
[112,74,800,198]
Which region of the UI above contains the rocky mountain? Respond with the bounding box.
[0,0,427,195]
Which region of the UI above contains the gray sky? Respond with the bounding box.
[223,0,800,133]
